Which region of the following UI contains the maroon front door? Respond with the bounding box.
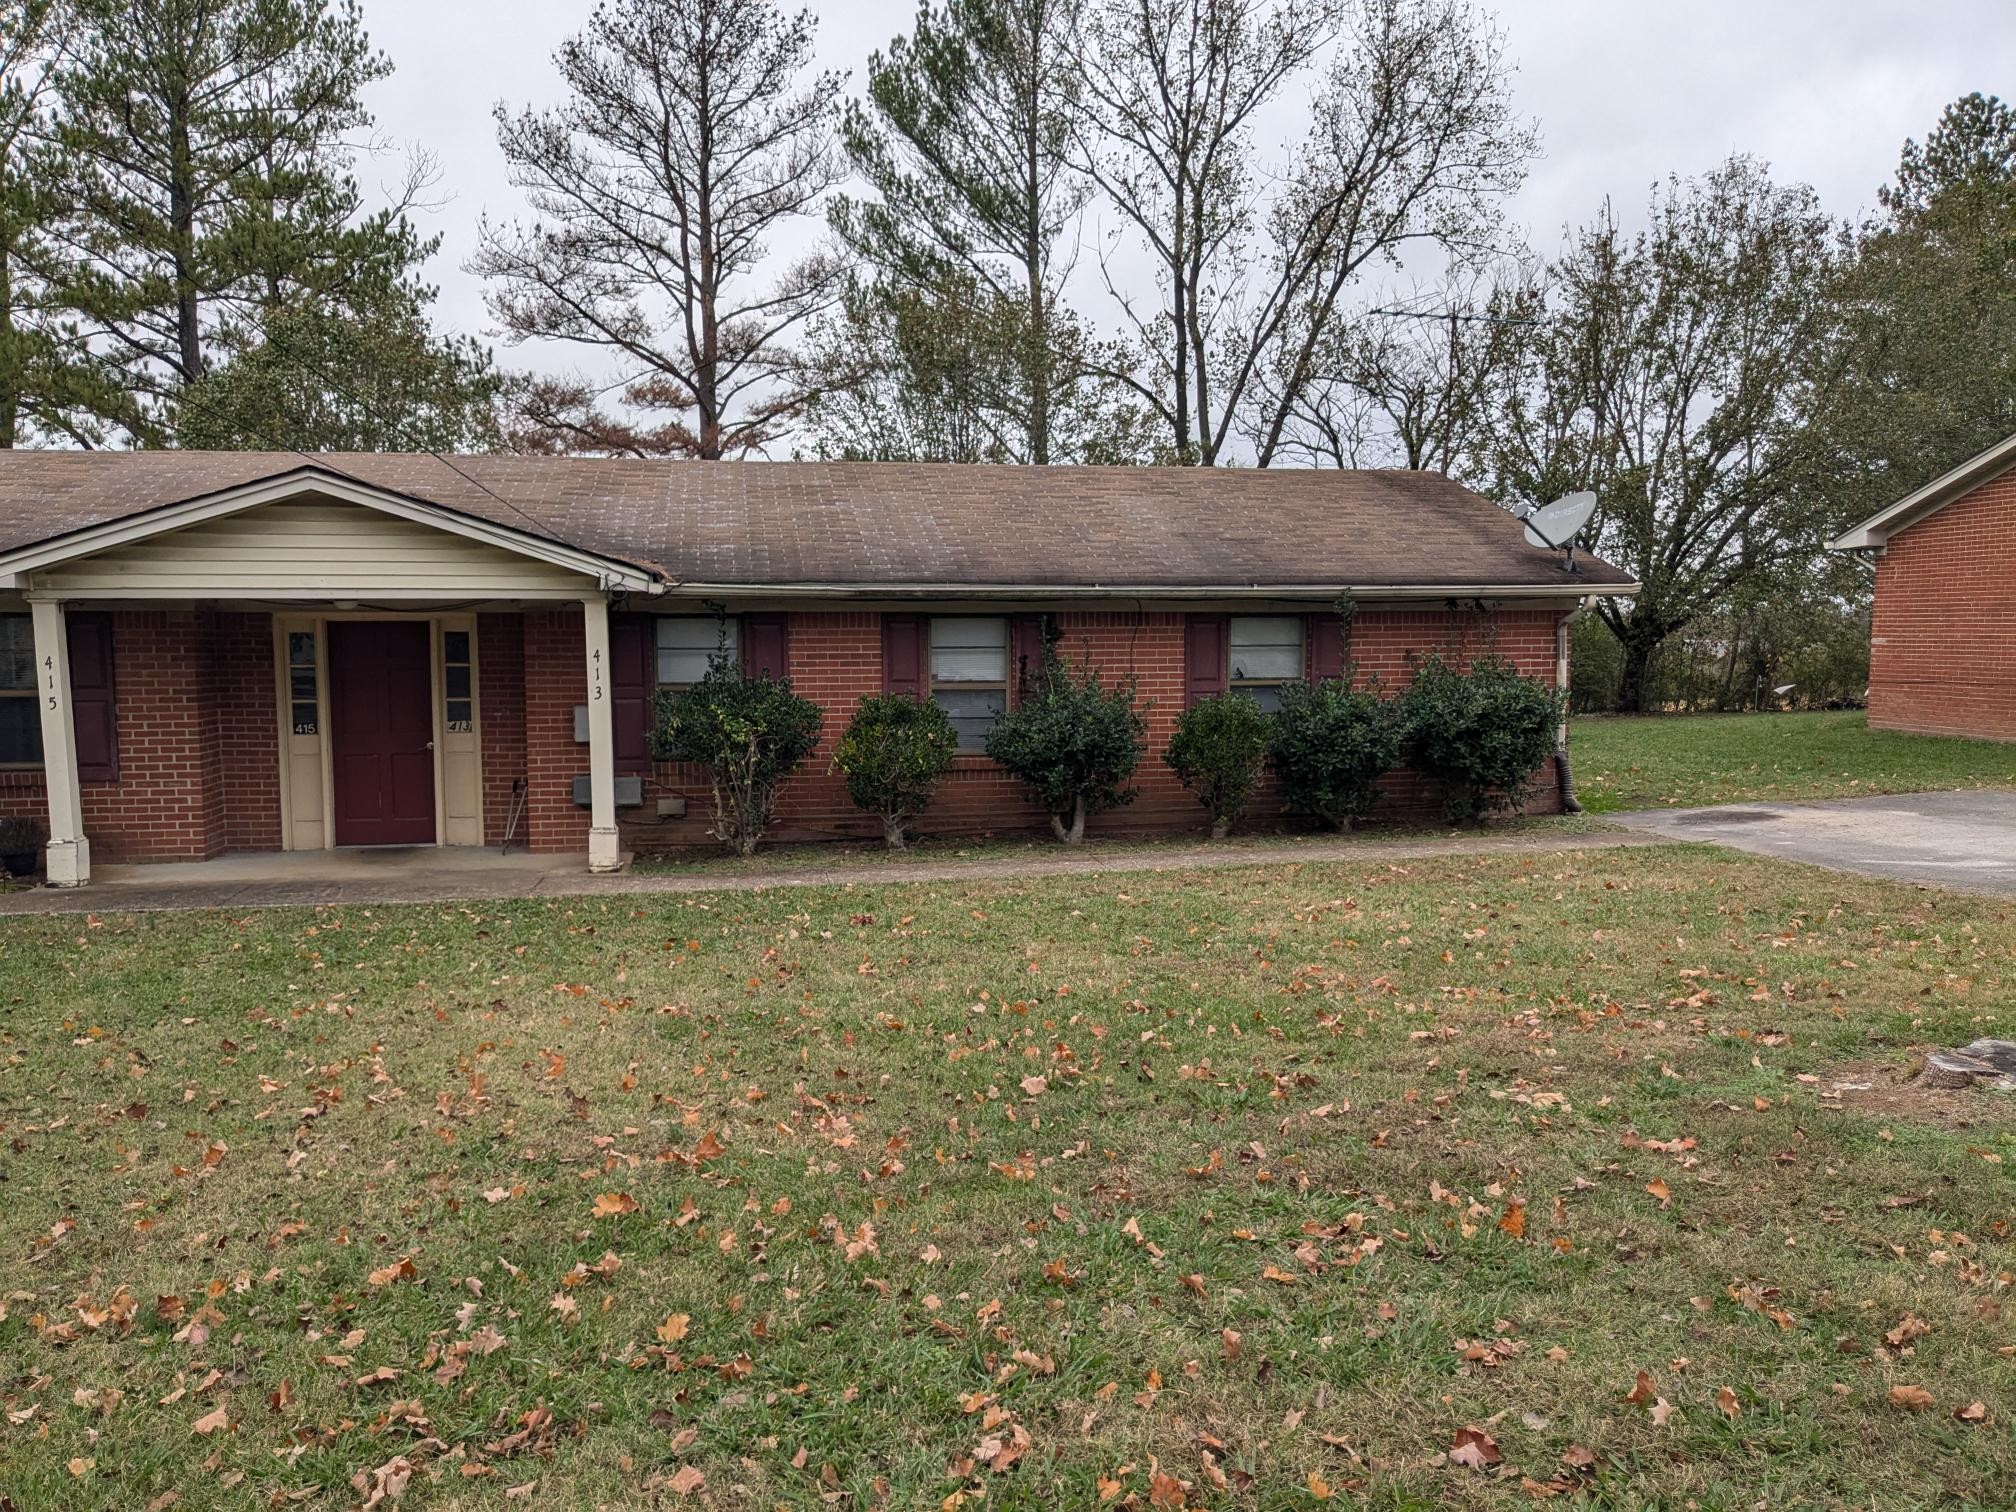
[329,621,436,846]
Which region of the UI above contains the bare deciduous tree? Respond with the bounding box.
[1259,264,1539,471]
[474,0,845,460]
[1242,0,1534,464]
[1072,0,1531,465]
[1073,0,1337,463]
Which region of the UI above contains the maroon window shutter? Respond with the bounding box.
[67,612,118,782]
[1184,615,1228,707]
[1307,614,1347,684]
[744,613,790,680]
[611,614,653,773]
[883,615,925,698]
[1009,614,1048,701]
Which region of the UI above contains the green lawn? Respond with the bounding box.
[3,846,2015,1509]
[1571,710,2016,813]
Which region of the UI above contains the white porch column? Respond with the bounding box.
[581,594,622,872]
[28,598,89,886]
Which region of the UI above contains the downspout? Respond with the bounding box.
[1554,600,1589,814]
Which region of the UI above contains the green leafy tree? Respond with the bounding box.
[1164,691,1272,838]
[1267,676,1401,829]
[1812,94,2016,527]
[52,0,425,435]
[654,660,824,856]
[984,648,1145,843]
[176,291,503,451]
[796,268,1152,463]
[833,0,1086,462]
[1484,157,1845,712]
[830,692,959,848]
[1399,655,1559,824]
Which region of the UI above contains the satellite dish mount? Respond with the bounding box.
[1522,491,1597,574]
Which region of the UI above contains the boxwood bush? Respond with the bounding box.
[830,693,959,849]
[1399,655,1562,824]
[985,652,1145,844]
[654,661,823,855]
[1164,692,1272,838]
[1268,678,1402,831]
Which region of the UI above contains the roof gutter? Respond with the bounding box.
[660,580,1640,601]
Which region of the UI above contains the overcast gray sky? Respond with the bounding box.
[359,0,2016,396]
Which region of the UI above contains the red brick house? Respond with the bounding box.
[1830,430,2016,741]
[0,454,1634,885]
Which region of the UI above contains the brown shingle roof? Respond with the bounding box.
[0,451,1633,592]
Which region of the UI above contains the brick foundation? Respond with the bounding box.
[1866,474,2016,742]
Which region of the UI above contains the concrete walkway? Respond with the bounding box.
[0,828,1661,917]
[1613,788,2016,897]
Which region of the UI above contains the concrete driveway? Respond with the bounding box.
[1614,788,2016,895]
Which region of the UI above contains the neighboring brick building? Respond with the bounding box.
[1831,431,2016,742]
[0,454,1634,884]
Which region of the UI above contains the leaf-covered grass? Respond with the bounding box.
[3,844,2014,1509]
[1571,710,2016,812]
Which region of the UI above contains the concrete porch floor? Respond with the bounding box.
[8,845,621,912]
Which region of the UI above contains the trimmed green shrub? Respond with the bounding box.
[1164,692,1272,838]
[985,651,1145,844]
[830,693,959,849]
[1399,655,1562,824]
[654,661,823,855]
[1268,678,1402,831]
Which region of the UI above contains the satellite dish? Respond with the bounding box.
[1523,491,1597,572]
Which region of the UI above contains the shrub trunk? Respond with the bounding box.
[1051,796,1088,845]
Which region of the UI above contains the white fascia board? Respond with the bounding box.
[1828,430,2016,551]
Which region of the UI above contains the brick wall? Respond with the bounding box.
[1867,474,2016,741]
[1,600,1570,872]
[210,612,282,853]
[0,610,283,863]
[521,608,591,854]
[609,604,1568,854]
[479,613,528,846]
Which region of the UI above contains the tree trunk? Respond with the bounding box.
[1050,795,1087,845]
[881,815,908,851]
[1615,631,1662,714]
[0,234,16,449]
[168,92,202,385]
[1209,815,1232,841]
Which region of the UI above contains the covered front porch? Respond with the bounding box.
[0,467,659,886]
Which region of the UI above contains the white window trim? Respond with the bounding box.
[929,616,1010,753]
[1227,615,1305,703]
[0,611,45,770]
[655,614,739,691]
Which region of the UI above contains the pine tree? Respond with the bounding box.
[474,0,844,460]
[832,0,1084,463]
[53,0,423,437]
[0,0,128,444]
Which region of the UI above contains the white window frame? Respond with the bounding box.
[1227,616,1305,710]
[655,615,738,691]
[0,612,42,769]
[929,616,1010,752]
